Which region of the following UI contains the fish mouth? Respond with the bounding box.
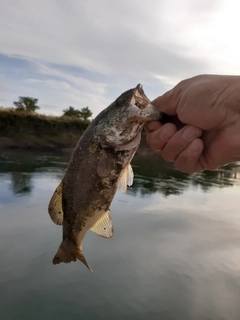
[142,103,162,121]
[133,84,150,110]
[131,84,162,121]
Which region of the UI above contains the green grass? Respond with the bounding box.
[0,109,89,150]
[0,108,154,153]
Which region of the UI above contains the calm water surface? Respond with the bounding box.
[1,150,240,320]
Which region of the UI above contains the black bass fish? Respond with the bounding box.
[48,84,161,271]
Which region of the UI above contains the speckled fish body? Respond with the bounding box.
[48,84,161,271]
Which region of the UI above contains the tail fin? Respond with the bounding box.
[52,240,93,272]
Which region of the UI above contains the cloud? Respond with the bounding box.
[0,0,218,75]
[23,74,110,116]
[0,0,240,115]
[36,64,107,95]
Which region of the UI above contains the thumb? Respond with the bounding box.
[151,88,181,116]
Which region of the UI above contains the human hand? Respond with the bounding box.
[146,75,240,173]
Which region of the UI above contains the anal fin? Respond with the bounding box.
[90,210,114,238]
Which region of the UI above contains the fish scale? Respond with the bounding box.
[48,84,162,271]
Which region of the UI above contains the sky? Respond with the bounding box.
[1,0,240,116]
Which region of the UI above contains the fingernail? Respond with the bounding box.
[182,126,201,141]
[159,125,175,141]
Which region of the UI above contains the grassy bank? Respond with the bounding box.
[0,109,154,153]
[0,109,89,150]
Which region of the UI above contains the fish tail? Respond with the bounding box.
[52,240,93,272]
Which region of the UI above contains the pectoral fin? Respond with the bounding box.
[48,181,64,225]
[90,210,114,238]
[97,153,115,178]
[117,163,134,193]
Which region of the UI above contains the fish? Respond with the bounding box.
[48,84,162,271]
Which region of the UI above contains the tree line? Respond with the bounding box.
[13,96,93,122]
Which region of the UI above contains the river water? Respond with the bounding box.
[1,150,240,320]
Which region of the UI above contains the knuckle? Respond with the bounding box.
[176,105,188,123]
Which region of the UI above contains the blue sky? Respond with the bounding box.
[1,0,240,116]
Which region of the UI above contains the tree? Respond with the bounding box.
[62,106,92,122]
[14,97,40,113]
[79,107,92,122]
[62,106,81,118]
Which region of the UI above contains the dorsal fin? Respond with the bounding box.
[48,181,64,225]
[90,210,114,238]
[117,163,134,193]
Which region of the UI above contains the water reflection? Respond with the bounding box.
[10,172,33,195]
[0,151,69,197]
[130,154,240,196]
[1,151,240,197]
[1,150,240,320]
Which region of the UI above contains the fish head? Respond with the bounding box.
[95,84,162,150]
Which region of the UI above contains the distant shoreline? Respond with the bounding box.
[0,135,155,156]
[0,136,75,152]
[0,109,155,155]
[0,109,88,152]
